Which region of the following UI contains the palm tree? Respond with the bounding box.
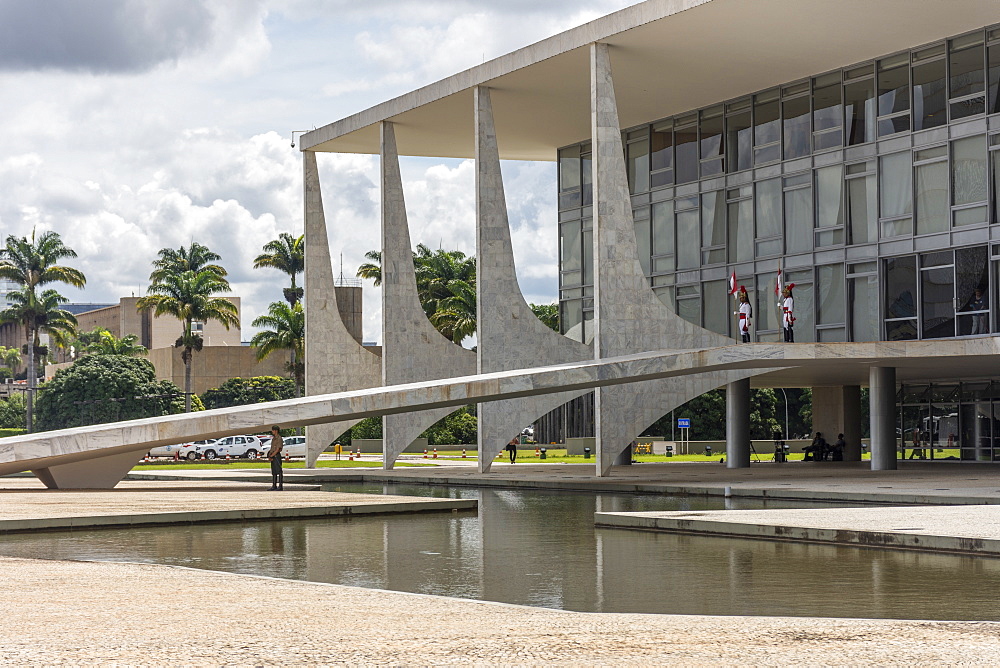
[430,279,477,344]
[355,250,382,286]
[356,244,477,338]
[0,345,21,374]
[149,241,226,283]
[85,330,148,357]
[0,288,78,427]
[251,302,305,396]
[254,233,304,306]
[136,270,239,412]
[0,229,86,432]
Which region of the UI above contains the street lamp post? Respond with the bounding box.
[779,388,790,440]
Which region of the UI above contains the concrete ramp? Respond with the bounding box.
[1,338,996,488]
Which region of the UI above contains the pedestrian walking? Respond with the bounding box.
[267,425,284,490]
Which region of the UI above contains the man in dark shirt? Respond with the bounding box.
[267,425,284,491]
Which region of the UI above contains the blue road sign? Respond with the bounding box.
[677,418,691,428]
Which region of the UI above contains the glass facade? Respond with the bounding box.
[898,381,1000,461]
[557,25,1000,348]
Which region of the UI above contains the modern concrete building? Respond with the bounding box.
[299,0,1000,471]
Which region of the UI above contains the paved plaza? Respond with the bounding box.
[2,554,999,666]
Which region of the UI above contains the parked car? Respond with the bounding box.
[282,435,306,458]
[178,439,218,460]
[147,442,188,458]
[213,435,263,459]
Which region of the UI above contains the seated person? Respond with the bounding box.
[830,434,846,461]
[804,432,826,461]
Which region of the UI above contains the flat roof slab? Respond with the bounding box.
[596,505,1000,555]
[0,480,475,533]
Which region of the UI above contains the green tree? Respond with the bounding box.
[201,376,296,410]
[0,393,26,429]
[35,355,191,431]
[136,269,239,412]
[254,233,305,306]
[149,241,226,283]
[429,279,476,345]
[357,244,477,342]
[0,229,86,432]
[641,388,781,441]
[529,303,559,331]
[84,329,147,357]
[250,302,304,396]
[0,345,21,380]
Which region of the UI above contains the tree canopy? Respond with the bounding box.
[254,233,304,306]
[201,376,296,410]
[35,355,191,431]
[149,241,226,283]
[251,301,304,396]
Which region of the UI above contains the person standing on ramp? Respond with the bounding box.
[267,425,284,491]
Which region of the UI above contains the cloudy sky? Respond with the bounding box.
[0,0,634,343]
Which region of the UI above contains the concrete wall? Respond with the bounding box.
[146,345,289,395]
[144,297,241,349]
[336,286,364,345]
[75,305,121,338]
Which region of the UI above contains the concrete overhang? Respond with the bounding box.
[301,0,1000,161]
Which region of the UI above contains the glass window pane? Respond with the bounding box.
[813,81,843,132]
[915,160,949,235]
[677,296,700,326]
[990,43,1000,114]
[675,125,698,184]
[878,63,909,115]
[816,165,844,228]
[562,299,583,340]
[701,191,726,256]
[559,145,580,191]
[921,265,955,338]
[652,201,674,256]
[651,126,673,172]
[627,139,649,194]
[848,173,877,244]
[885,255,917,319]
[783,96,810,159]
[676,209,699,270]
[784,186,813,254]
[727,199,753,263]
[950,41,985,98]
[817,263,845,324]
[787,270,814,342]
[886,318,918,340]
[756,272,778,332]
[560,222,581,272]
[634,217,651,276]
[880,152,913,218]
[701,113,724,161]
[913,59,947,131]
[581,150,592,205]
[994,151,1000,224]
[754,95,780,146]
[726,111,752,172]
[952,135,988,206]
[755,178,782,239]
[582,229,593,286]
[956,246,989,336]
[845,78,876,145]
[703,280,729,336]
[850,275,880,341]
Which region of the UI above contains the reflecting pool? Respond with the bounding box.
[0,483,996,620]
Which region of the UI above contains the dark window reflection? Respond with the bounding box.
[675,124,698,184]
[726,111,752,172]
[845,79,875,145]
[885,255,917,319]
[782,96,810,159]
[913,59,947,130]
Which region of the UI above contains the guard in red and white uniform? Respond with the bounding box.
[779,285,795,342]
[735,287,752,343]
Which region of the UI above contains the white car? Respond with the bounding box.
[179,439,219,460]
[213,435,263,460]
[147,442,188,458]
[281,436,306,458]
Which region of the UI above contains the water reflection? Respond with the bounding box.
[0,484,996,620]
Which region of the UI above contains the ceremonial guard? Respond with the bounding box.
[779,284,795,342]
[735,287,752,343]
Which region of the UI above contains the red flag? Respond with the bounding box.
[728,271,737,295]
[774,267,783,297]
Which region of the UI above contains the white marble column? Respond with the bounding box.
[474,85,593,472]
[589,42,755,476]
[303,150,381,466]
[869,366,897,471]
[380,121,476,469]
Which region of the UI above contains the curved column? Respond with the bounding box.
[474,85,594,472]
[590,42,756,476]
[303,150,381,466]
[380,122,476,469]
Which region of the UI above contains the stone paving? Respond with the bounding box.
[2,554,999,666]
[0,479,474,532]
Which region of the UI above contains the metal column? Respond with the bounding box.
[869,366,897,471]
